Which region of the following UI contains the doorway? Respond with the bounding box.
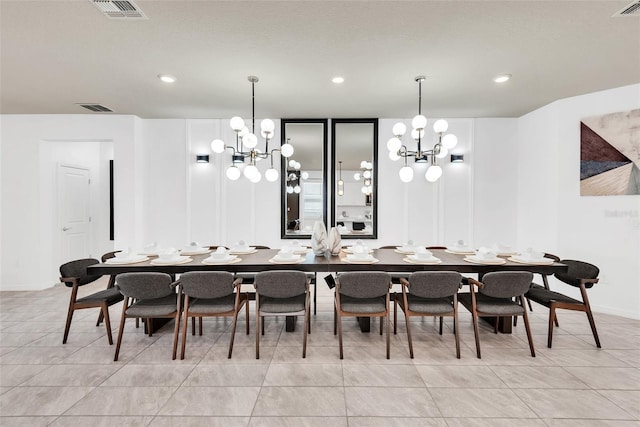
[57,165,92,263]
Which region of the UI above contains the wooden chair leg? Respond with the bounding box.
[472,311,481,359]
[386,314,390,359]
[191,317,196,336]
[494,317,499,334]
[337,312,344,359]
[255,302,260,359]
[586,308,601,348]
[101,303,114,345]
[114,299,128,362]
[245,295,250,335]
[393,297,398,335]
[548,305,556,348]
[261,316,265,335]
[521,296,535,357]
[380,315,383,335]
[454,311,461,359]
[303,298,310,358]
[405,311,414,359]
[199,317,203,336]
[181,312,189,360]
[62,306,75,344]
[96,310,104,326]
[172,311,181,360]
[439,316,443,335]
[229,311,240,359]
[333,305,337,335]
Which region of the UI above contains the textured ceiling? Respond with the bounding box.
[1,0,638,119]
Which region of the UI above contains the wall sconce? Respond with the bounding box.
[450,153,464,163]
[196,154,210,163]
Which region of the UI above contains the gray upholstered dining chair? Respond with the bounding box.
[60,258,124,345]
[179,271,249,359]
[254,270,310,359]
[458,271,535,358]
[525,259,601,348]
[395,271,463,358]
[113,272,182,361]
[334,271,392,359]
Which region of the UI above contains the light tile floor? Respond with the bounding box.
[1,277,639,426]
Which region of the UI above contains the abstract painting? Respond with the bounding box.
[580,109,640,196]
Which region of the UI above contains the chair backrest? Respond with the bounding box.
[426,246,447,250]
[544,253,561,262]
[116,272,174,299]
[59,258,101,287]
[337,272,390,298]
[180,271,235,299]
[408,271,462,298]
[556,259,599,288]
[101,251,121,262]
[377,245,399,249]
[480,271,533,298]
[253,245,271,249]
[255,270,307,298]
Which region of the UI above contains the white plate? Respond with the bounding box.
[508,256,554,265]
[343,247,373,254]
[445,248,475,255]
[464,256,506,265]
[229,247,257,255]
[202,257,242,265]
[180,248,211,256]
[150,256,192,266]
[343,257,379,264]
[268,258,306,264]
[496,251,519,257]
[105,255,149,265]
[394,248,415,254]
[403,257,442,265]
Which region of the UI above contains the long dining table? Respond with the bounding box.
[88,248,567,333]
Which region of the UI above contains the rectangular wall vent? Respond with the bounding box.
[77,104,114,113]
[613,1,640,16]
[92,0,147,19]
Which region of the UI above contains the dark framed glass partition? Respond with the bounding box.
[331,118,378,239]
[280,119,328,239]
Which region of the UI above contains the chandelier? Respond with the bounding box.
[211,76,294,182]
[387,76,458,183]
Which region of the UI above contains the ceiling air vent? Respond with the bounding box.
[77,104,114,113]
[613,1,640,16]
[92,0,147,19]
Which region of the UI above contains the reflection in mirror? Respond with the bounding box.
[280,119,328,239]
[331,118,378,239]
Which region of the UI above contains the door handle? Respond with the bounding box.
[62,227,72,231]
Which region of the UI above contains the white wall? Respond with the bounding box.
[4,90,636,320]
[1,115,137,290]
[517,84,640,319]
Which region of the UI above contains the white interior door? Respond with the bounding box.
[58,165,91,263]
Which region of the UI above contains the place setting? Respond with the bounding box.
[179,241,212,256]
[280,240,311,255]
[105,250,149,265]
[403,247,442,264]
[491,242,519,257]
[342,240,373,254]
[343,245,379,264]
[138,242,174,257]
[464,247,506,265]
[508,248,555,265]
[445,240,475,255]
[229,240,258,255]
[202,247,241,265]
[269,248,306,264]
[150,249,192,266]
[394,240,417,255]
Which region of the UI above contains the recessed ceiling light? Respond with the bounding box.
[332,76,345,84]
[158,74,176,83]
[493,74,511,83]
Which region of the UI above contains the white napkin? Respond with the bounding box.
[476,247,497,260]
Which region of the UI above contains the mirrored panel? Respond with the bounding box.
[331,118,378,239]
[280,119,328,239]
